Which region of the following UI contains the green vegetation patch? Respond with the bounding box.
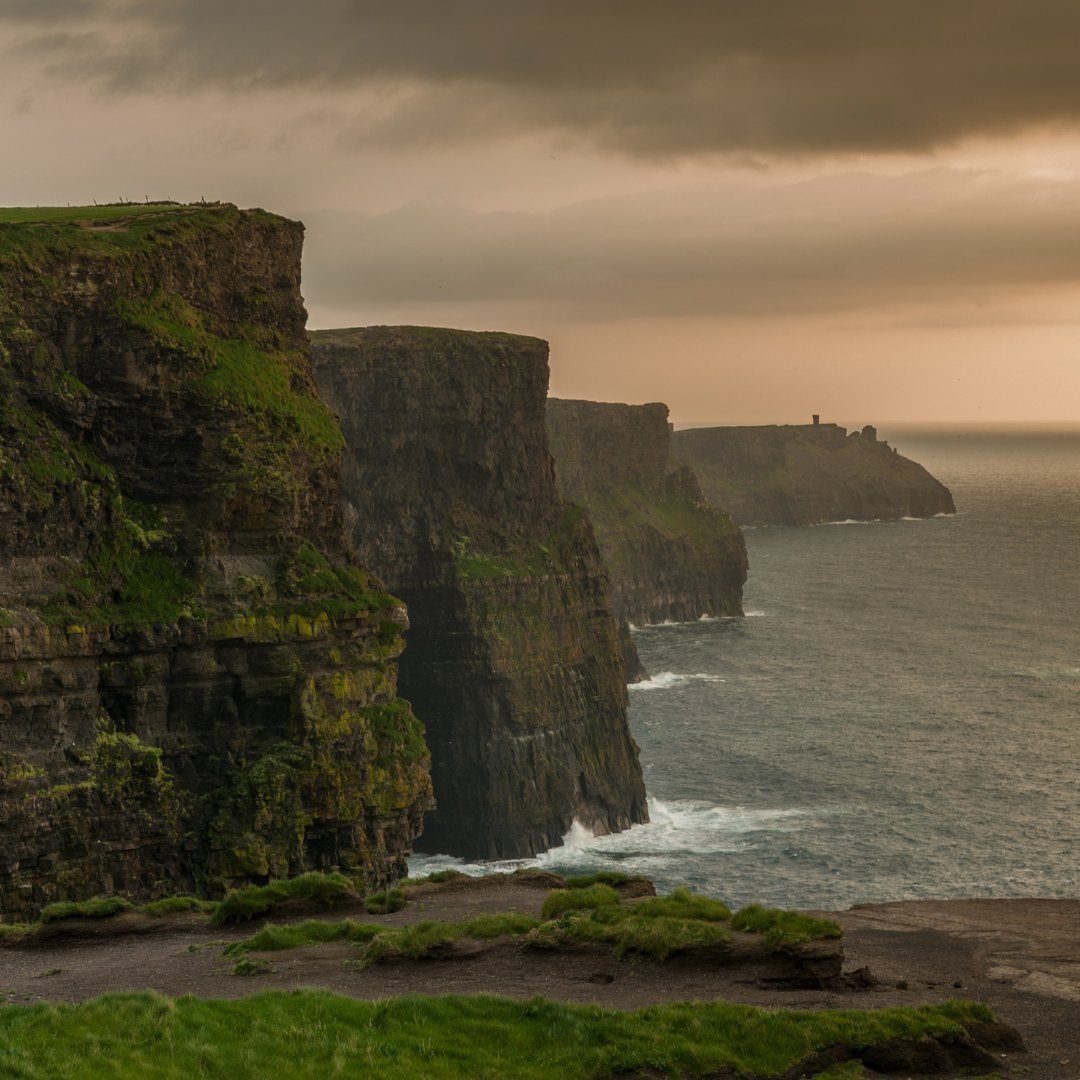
[365,888,407,915]
[211,872,359,926]
[731,904,842,952]
[38,897,131,924]
[140,896,217,918]
[0,204,196,225]
[225,919,383,956]
[563,871,644,889]
[357,914,543,967]
[0,990,995,1080]
[117,293,342,462]
[632,887,731,923]
[541,884,621,919]
[529,908,734,961]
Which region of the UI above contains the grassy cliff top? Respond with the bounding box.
[310,325,547,350]
[0,203,205,224]
[0,202,288,265]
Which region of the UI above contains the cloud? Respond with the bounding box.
[5,1,1080,158]
[299,168,1080,324]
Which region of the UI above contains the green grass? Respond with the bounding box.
[731,904,842,951]
[356,914,543,968]
[541,884,621,919]
[0,990,995,1079]
[563,871,643,889]
[141,896,217,918]
[117,293,343,460]
[217,886,839,968]
[0,203,194,225]
[529,909,734,961]
[225,919,384,956]
[38,897,131,924]
[632,886,731,923]
[210,872,359,926]
[365,888,407,915]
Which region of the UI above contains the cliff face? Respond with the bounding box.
[672,423,956,527]
[312,326,648,861]
[0,205,431,920]
[546,400,747,626]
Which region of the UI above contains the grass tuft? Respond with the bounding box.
[364,888,406,915]
[731,904,842,951]
[140,896,217,918]
[540,884,621,919]
[632,885,731,922]
[38,898,131,924]
[211,872,358,925]
[226,919,383,956]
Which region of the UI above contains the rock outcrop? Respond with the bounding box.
[546,399,747,626]
[312,326,649,861]
[672,422,956,527]
[0,204,432,921]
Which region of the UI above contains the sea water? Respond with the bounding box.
[410,427,1080,909]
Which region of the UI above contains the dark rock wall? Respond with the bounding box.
[0,206,432,920]
[672,423,956,527]
[313,326,649,860]
[546,399,747,626]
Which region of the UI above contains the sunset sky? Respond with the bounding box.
[3,1,1079,424]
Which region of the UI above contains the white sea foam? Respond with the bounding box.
[629,671,725,691]
[743,609,767,617]
[410,799,817,886]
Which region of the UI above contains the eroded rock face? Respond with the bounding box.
[672,422,956,527]
[546,399,747,626]
[312,326,649,860]
[0,206,432,920]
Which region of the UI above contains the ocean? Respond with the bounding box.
[410,427,1080,910]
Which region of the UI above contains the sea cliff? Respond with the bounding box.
[672,422,956,527]
[0,205,432,920]
[312,326,649,860]
[547,399,747,626]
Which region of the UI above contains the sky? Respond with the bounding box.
[2,1,1079,425]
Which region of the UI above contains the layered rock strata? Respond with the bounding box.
[673,422,956,527]
[0,205,432,920]
[312,326,649,860]
[546,399,747,626]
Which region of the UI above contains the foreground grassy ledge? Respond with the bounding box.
[221,882,841,969]
[0,989,994,1080]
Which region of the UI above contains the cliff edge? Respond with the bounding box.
[0,204,432,920]
[312,326,649,860]
[546,399,747,626]
[672,422,956,527]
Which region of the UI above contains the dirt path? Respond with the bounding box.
[1,885,1077,1078]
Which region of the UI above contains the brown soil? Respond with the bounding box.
[1,882,1077,1078]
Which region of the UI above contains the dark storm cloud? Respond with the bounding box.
[301,169,1080,321]
[7,1,1080,157]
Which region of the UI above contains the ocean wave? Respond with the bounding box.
[409,799,816,883]
[629,671,725,691]
[743,608,767,617]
